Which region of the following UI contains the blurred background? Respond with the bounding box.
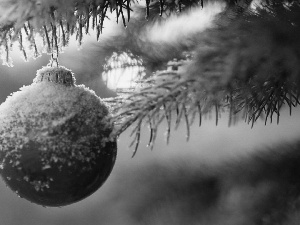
[1,3,300,224]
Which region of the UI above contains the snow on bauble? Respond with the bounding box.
[0,66,117,207]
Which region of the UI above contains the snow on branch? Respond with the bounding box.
[0,0,208,66]
[105,2,300,154]
[0,0,132,66]
[108,58,299,155]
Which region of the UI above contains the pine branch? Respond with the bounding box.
[106,60,298,153]
[103,2,300,153]
[0,0,225,66]
[0,0,267,66]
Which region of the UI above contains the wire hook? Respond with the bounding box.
[50,50,59,67]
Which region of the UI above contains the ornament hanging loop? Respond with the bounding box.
[49,14,60,68]
[50,50,59,67]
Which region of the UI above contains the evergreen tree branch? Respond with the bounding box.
[0,0,230,66]
[105,2,300,152]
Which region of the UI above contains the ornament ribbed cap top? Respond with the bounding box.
[34,66,76,86]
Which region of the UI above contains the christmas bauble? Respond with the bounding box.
[0,66,117,207]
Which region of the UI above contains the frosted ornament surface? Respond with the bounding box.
[0,66,117,207]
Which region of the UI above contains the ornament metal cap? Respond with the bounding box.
[34,66,76,86]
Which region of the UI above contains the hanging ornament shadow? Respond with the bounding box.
[0,66,117,207]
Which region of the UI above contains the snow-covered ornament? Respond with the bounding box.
[0,66,117,207]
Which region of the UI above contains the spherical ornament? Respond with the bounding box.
[0,66,117,207]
